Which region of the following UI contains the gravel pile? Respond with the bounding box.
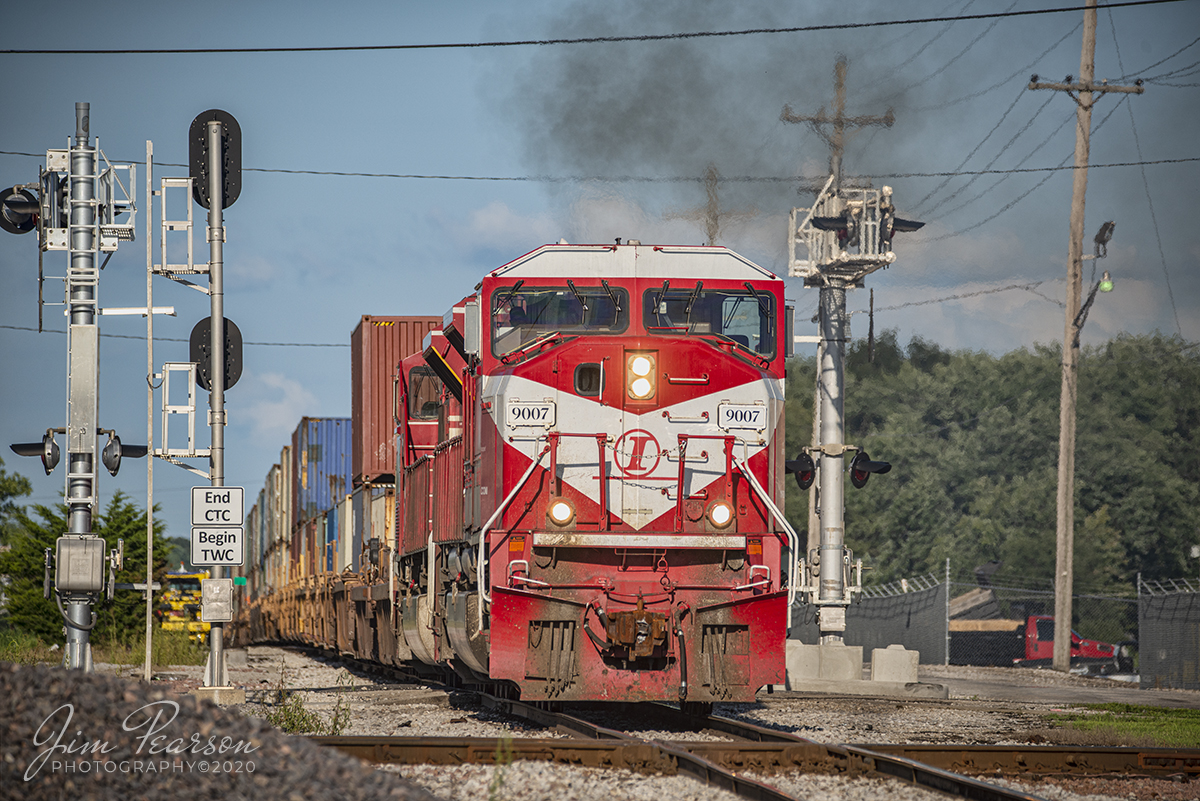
[1,661,440,801]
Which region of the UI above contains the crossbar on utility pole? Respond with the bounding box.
[1029,0,1142,673]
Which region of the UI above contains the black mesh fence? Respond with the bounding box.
[789,574,949,665]
[1139,578,1200,690]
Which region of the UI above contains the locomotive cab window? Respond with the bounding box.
[642,283,776,360]
[574,363,603,397]
[492,283,629,358]
[408,366,441,420]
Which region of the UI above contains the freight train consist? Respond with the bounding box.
[233,242,800,707]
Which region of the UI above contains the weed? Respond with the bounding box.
[327,669,352,736]
[259,663,352,736]
[0,629,58,664]
[489,735,514,801]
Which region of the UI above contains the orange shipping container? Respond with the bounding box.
[351,315,441,485]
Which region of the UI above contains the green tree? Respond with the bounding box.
[784,332,1200,591]
[0,456,32,545]
[0,492,170,644]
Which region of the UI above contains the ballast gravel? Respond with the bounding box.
[1,660,437,801]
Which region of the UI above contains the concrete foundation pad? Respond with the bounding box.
[192,686,246,705]
[786,641,863,684]
[767,680,950,699]
[871,644,919,683]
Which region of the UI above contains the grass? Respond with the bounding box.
[0,626,207,668]
[259,664,352,736]
[0,629,61,664]
[1041,703,1200,748]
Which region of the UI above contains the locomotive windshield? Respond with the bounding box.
[642,283,776,359]
[492,283,629,357]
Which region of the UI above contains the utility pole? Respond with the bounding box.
[1029,0,1142,673]
[783,57,914,644]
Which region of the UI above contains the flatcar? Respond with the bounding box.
[237,241,800,708]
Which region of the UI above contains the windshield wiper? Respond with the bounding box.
[601,279,621,313]
[684,281,703,320]
[493,280,525,312]
[742,281,770,317]
[566,279,589,312]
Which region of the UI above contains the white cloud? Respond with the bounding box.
[238,372,318,447]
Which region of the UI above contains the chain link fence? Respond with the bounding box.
[1138,577,1200,690]
[788,560,1140,673]
[789,572,949,664]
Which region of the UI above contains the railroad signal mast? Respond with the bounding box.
[2,103,148,671]
[782,59,921,645]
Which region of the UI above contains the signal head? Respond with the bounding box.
[1,187,38,234]
[785,452,816,490]
[849,450,891,489]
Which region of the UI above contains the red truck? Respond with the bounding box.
[950,615,1127,673]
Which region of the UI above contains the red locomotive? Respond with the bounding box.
[237,241,799,708]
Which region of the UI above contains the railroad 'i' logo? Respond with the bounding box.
[613,429,661,477]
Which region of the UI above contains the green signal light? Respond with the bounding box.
[233,576,247,586]
[1099,270,1114,293]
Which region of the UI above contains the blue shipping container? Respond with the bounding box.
[291,417,354,525]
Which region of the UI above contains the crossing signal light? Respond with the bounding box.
[10,431,60,475]
[849,451,891,489]
[785,452,816,491]
[101,432,148,477]
[1,187,38,235]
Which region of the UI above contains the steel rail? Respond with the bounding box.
[477,694,800,801]
[859,744,1200,778]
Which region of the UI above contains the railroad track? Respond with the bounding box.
[292,646,1199,800]
[311,695,1197,801]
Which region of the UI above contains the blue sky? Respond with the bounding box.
[2,0,1197,542]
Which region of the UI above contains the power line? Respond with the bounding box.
[922,94,1062,216]
[922,95,1132,240]
[0,1,1187,55]
[1117,34,1200,80]
[0,324,349,348]
[911,22,1082,111]
[1,150,1195,183]
[1109,13,1183,337]
[892,0,1020,97]
[914,85,1029,209]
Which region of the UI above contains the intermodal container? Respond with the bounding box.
[351,315,441,486]
[291,417,353,525]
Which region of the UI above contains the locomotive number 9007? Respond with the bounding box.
[716,403,767,431]
[506,401,557,428]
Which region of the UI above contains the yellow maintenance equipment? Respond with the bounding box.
[157,565,211,640]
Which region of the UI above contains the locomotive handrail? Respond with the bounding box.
[477,443,551,612]
[731,454,800,627]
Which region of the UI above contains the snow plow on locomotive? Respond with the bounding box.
[234,242,800,706]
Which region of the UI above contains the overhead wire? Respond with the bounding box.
[0,1,1186,55]
[1,149,1192,183]
[0,324,349,348]
[920,94,1063,216]
[922,94,1132,241]
[910,22,1082,111]
[891,0,1020,96]
[1108,11,1183,336]
[913,85,1029,209]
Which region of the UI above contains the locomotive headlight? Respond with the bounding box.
[707,501,734,529]
[548,498,575,526]
[626,353,656,400]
